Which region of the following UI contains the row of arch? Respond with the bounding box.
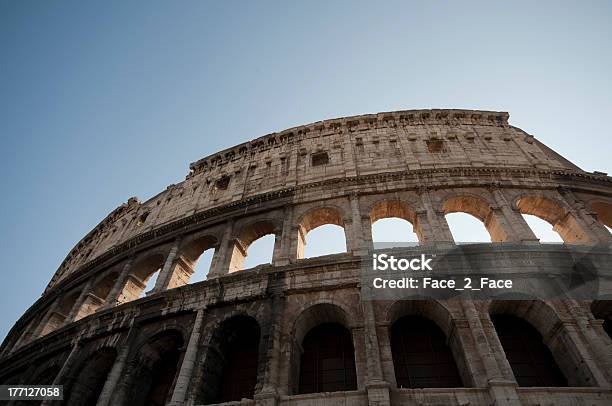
[13,192,612,348]
[14,299,612,406]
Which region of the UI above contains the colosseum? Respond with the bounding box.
[1,109,611,406]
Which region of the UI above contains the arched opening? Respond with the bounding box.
[517,196,590,244]
[141,272,160,298]
[491,314,567,387]
[126,330,184,406]
[371,201,420,247]
[390,315,463,388]
[591,300,612,340]
[298,207,347,259]
[445,213,491,243]
[118,254,165,303]
[198,315,261,404]
[28,364,61,385]
[298,323,357,394]
[40,291,80,336]
[229,221,276,272]
[243,234,275,269]
[443,196,503,243]
[91,272,117,302]
[303,225,347,258]
[190,249,215,283]
[590,201,612,232]
[73,272,118,320]
[65,347,116,406]
[291,303,356,394]
[521,214,563,243]
[178,235,218,284]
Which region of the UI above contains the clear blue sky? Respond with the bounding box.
[1,1,611,342]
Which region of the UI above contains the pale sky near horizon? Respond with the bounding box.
[1,0,611,342]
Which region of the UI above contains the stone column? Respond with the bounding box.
[64,279,94,324]
[153,238,182,292]
[562,300,612,387]
[41,340,81,406]
[96,330,135,406]
[419,191,454,246]
[461,302,505,382]
[491,188,539,243]
[207,220,234,277]
[272,206,293,266]
[102,258,134,308]
[205,242,222,278]
[361,300,391,406]
[469,305,522,406]
[169,307,206,406]
[290,225,304,261]
[545,320,608,387]
[348,193,368,255]
[558,188,612,245]
[255,291,285,406]
[588,319,612,383]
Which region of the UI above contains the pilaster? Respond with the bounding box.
[152,237,183,292]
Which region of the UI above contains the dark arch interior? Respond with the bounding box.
[65,348,116,406]
[591,300,612,340]
[18,365,61,406]
[491,314,567,387]
[298,322,357,394]
[128,330,184,406]
[30,364,61,385]
[200,316,261,404]
[603,320,612,339]
[390,315,463,388]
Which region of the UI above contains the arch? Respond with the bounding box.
[124,329,184,406]
[290,303,356,395]
[390,315,463,388]
[298,322,357,394]
[386,300,454,335]
[516,195,590,244]
[293,302,352,345]
[197,315,261,404]
[118,253,165,303]
[40,290,80,336]
[488,300,582,386]
[489,300,560,343]
[443,195,504,242]
[590,201,612,229]
[27,364,61,385]
[91,271,118,300]
[131,253,166,284]
[370,200,420,245]
[64,347,117,406]
[520,213,564,242]
[297,207,347,259]
[229,220,277,272]
[177,234,218,283]
[491,314,567,387]
[73,271,119,320]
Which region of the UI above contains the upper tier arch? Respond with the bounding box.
[44,108,608,294]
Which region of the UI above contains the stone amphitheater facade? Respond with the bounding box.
[1,109,612,406]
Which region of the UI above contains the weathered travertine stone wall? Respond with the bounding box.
[1,109,611,406]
